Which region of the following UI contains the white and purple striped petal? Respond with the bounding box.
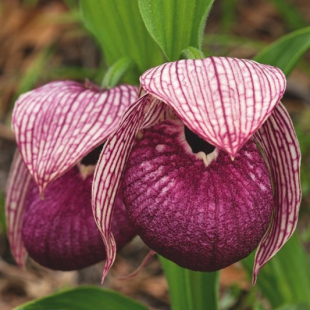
[253,103,301,284]
[140,58,286,157]
[92,95,167,281]
[12,81,138,194]
[5,151,32,267]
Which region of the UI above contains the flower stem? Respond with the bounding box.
[160,256,220,310]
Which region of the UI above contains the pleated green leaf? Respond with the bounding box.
[139,0,214,61]
[14,286,148,310]
[255,27,310,76]
[80,0,162,82]
[268,0,306,30]
[102,57,134,89]
[160,257,219,310]
[181,46,205,59]
[276,303,310,310]
[275,304,310,310]
[242,234,310,309]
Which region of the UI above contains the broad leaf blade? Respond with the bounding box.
[160,257,219,310]
[276,304,310,310]
[243,234,310,308]
[139,0,214,61]
[16,47,53,98]
[80,0,162,82]
[14,286,148,310]
[255,27,310,76]
[102,57,134,89]
[268,0,306,30]
[181,46,205,59]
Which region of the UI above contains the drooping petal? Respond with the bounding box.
[253,102,301,284]
[92,94,167,281]
[12,81,138,194]
[140,57,286,157]
[22,167,135,270]
[5,151,32,267]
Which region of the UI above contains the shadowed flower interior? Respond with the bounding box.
[184,125,216,155]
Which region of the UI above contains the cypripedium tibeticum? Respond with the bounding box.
[93,57,301,284]
[6,80,138,270]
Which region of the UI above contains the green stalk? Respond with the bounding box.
[160,256,220,310]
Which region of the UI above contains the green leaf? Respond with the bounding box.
[220,0,238,33]
[160,256,219,310]
[14,286,148,310]
[242,234,310,309]
[16,47,53,98]
[254,303,268,310]
[80,0,162,83]
[102,57,134,89]
[139,0,215,61]
[181,47,205,60]
[268,0,306,30]
[255,27,310,76]
[275,304,310,310]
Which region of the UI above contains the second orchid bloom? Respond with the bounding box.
[7,57,301,284]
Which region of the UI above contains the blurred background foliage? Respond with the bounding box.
[0,0,310,309]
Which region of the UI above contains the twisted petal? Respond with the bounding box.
[253,103,301,284]
[12,81,138,193]
[92,95,167,281]
[140,57,286,157]
[5,151,32,267]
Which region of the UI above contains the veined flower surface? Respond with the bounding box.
[6,80,138,270]
[92,57,301,283]
[123,119,273,272]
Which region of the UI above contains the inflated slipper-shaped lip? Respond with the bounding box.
[92,57,300,284]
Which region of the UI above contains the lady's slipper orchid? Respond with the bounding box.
[6,80,138,270]
[93,57,301,283]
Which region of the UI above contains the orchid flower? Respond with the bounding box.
[93,57,301,283]
[6,80,138,270]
